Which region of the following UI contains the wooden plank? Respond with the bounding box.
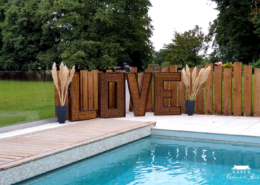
[88,71,94,109]
[195,68,203,114]
[205,63,213,114]
[115,70,122,109]
[138,73,144,92]
[169,65,177,106]
[224,68,232,116]
[161,66,169,106]
[129,67,138,111]
[178,70,186,114]
[254,69,260,117]
[0,119,156,171]
[233,62,242,116]
[80,70,88,110]
[243,65,252,116]
[214,66,222,115]
[92,70,99,109]
[106,70,115,109]
[145,69,153,112]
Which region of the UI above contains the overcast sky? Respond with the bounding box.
[148,0,219,54]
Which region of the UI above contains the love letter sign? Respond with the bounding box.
[126,72,152,116]
[154,72,181,115]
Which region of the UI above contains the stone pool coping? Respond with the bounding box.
[112,113,260,144]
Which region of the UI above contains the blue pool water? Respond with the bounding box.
[18,137,260,185]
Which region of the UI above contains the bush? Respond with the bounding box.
[161,62,170,67]
[253,59,260,69]
[221,62,234,71]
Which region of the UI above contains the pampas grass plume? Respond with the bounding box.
[52,62,75,106]
[181,65,211,100]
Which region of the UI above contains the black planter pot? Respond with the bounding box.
[186,100,195,116]
[56,105,68,124]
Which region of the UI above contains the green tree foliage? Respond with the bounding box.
[0,0,57,70]
[209,0,260,64]
[164,25,209,67]
[37,0,153,71]
[0,0,153,71]
[153,49,169,65]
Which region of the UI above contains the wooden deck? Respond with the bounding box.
[0,119,155,171]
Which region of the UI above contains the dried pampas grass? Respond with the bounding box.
[52,62,75,106]
[182,65,211,100]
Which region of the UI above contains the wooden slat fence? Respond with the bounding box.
[55,62,260,119]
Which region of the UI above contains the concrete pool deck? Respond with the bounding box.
[0,119,155,185]
[112,113,260,144]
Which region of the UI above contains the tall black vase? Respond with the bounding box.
[56,105,68,124]
[186,100,195,116]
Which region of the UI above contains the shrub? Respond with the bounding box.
[253,59,260,69]
[161,62,170,67]
[221,61,234,71]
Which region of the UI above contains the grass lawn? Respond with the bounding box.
[0,80,54,127]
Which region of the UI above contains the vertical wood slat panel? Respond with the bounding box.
[243,66,252,116]
[80,70,88,110]
[195,68,203,114]
[114,70,122,108]
[254,69,260,117]
[138,73,144,92]
[67,69,72,120]
[169,65,177,106]
[88,71,94,109]
[106,70,115,109]
[161,66,169,106]
[224,68,232,116]
[178,70,186,114]
[214,66,222,115]
[145,69,153,112]
[129,67,138,111]
[233,62,242,116]
[205,63,213,114]
[92,70,99,109]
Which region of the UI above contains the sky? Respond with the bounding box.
[148,0,219,54]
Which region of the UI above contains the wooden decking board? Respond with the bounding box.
[0,119,155,171]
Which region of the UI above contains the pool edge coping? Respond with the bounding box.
[0,121,156,171]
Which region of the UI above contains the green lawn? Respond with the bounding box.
[0,80,54,127]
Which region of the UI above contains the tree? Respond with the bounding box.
[0,0,57,70]
[209,0,260,64]
[153,49,170,65]
[37,0,153,71]
[164,25,209,67]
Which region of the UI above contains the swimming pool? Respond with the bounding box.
[18,136,260,185]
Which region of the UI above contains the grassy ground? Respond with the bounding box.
[0,80,54,127]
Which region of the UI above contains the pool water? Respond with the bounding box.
[18,136,260,185]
